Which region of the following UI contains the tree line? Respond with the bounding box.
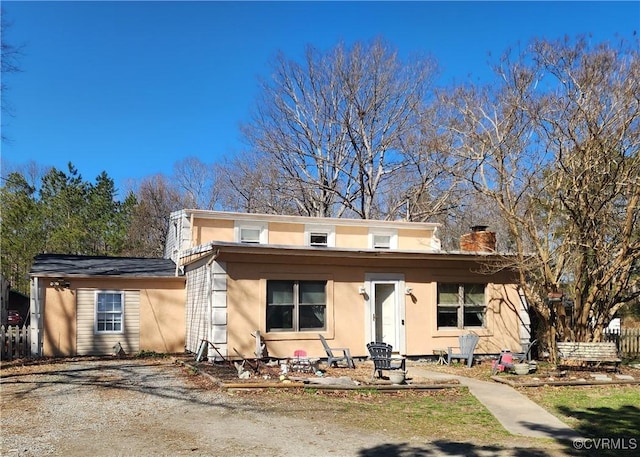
[1,35,638,349]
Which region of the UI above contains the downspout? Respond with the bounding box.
[29,276,43,357]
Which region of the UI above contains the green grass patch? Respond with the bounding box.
[521,385,640,439]
[240,387,514,445]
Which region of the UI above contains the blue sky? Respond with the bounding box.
[2,1,638,196]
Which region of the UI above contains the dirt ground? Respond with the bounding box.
[2,357,412,457]
[0,356,584,457]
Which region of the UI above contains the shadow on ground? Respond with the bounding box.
[557,404,640,457]
[358,440,560,456]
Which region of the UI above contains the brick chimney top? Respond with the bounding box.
[460,226,496,252]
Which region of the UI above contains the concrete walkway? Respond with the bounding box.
[408,366,582,440]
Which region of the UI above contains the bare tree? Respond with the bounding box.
[216,150,300,215]
[442,36,640,351]
[532,36,640,342]
[397,100,470,228]
[172,156,220,210]
[1,10,23,142]
[235,38,438,218]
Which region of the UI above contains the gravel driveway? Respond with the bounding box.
[1,358,425,457]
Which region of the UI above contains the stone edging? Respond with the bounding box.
[221,382,461,391]
[183,360,461,391]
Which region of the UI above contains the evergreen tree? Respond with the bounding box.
[0,172,43,294]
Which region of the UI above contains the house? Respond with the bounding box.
[29,255,185,356]
[29,210,530,359]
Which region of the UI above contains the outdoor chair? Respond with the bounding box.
[366,342,406,379]
[319,334,356,368]
[447,333,479,368]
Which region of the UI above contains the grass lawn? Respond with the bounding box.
[190,358,639,455]
[226,378,639,456]
[521,385,640,440]
[231,386,567,454]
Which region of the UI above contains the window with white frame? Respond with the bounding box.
[310,232,328,246]
[96,291,124,333]
[235,221,268,244]
[305,225,335,247]
[369,229,397,249]
[437,283,486,329]
[266,280,327,332]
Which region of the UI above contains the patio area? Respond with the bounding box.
[190,355,640,390]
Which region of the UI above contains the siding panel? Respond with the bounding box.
[185,260,228,358]
[185,263,210,354]
[76,289,140,355]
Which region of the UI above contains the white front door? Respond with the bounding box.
[365,273,406,353]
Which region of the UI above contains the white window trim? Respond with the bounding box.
[437,283,487,329]
[94,290,125,334]
[235,221,268,244]
[304,224,335,247]
[369,229,398,249]
[266,280,328,332]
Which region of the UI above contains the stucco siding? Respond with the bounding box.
[139,285,186,353]
[76,289,140,355]
[267,222,305,245]
[218,252,522,360]
[42,287,77,357]
[335,225,369,249]
[397,228,436,251]
[192,218,234,246]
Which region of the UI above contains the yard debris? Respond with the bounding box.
[234,361,251,379]
[112,342,126,357]
[291,376,359,387]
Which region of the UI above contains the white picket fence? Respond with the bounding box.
[1,325,31,361]
[604,328,640,358]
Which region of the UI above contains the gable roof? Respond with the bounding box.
[29,254,178,278]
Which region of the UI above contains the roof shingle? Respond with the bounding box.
[30,254,178,277]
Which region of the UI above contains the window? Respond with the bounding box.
[437,283,486,329]
[266,280,326,332]
[236,221,267,244]
[240,227,261,243]
[310,232,328,247]
[305,224,335,247]
[96,291,124,333]
[373,234,391,249]
[369,229,397,249]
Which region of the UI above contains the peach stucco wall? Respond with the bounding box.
[42,287,77,357]
[188,215,436,251]
[41,277,185,357]
[138,281,186,353]
[335,225,369,249]
[397,229,434,250]
[219,253,521,360]
[268,222,305,245]
[192,218,235,246]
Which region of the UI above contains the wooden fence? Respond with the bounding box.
[604,328,640,358]
[1,325,31,361]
